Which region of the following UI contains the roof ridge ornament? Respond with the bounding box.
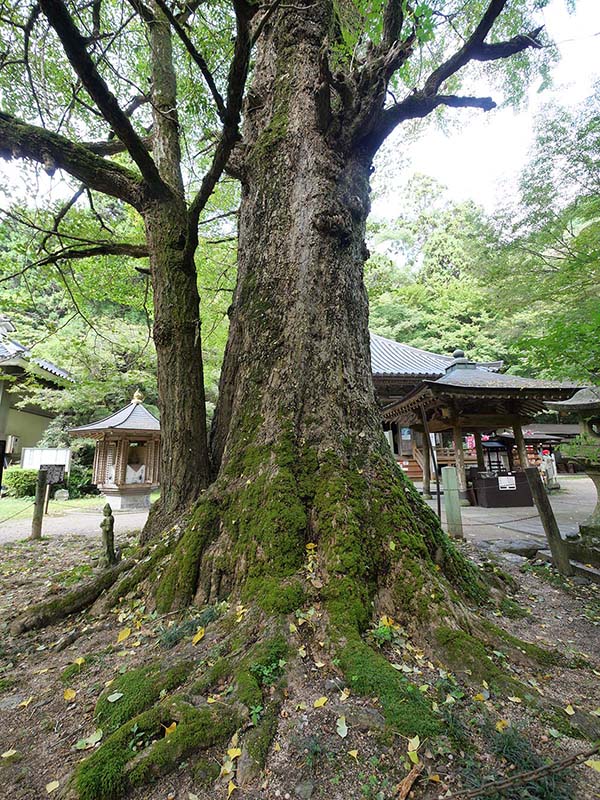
[132,388,144,404]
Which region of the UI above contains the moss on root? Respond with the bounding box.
[435,626,529,696]
[244,701,280,769]
[95,661,193,734]
[338,635,440,737]
[75,696,239,800]
[478,620,563,668]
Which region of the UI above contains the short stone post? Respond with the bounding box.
[442,466,464,540]
[525,467,573,576]
[30,468,47,541]
[99,503,117,568]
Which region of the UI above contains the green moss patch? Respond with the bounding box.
[435,626,529,696]
[339,635,440,737]
[479,620,563,668]
[244,701,280,770]
[95,661,193,734]
[76,696,239,800]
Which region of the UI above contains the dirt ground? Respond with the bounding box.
[0,529,599,800]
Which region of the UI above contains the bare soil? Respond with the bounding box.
[0,532,599,800]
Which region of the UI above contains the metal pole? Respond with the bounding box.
[31,468,47,541]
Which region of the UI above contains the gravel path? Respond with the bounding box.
[0,507,149,544]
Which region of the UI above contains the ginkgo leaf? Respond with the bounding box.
[192,626,205,645]
[116,628,131,643]
[74,657,85,666]
[220,758,234,777]
[1,749,17,758]
[565,704,575,716]
[274,742,281,752]
[313,696,328,708]
[340,688,350,702]
[207,695,218,704]
[315,660,325,668]
[336,716,348,738]
[407,735,420,752]
[227,747,242,759]
[189,794,199,800]
[46,781,59,794]
[107,692,123,703]
[64,688,77,702]
[585,760,600,772]
[348,749,359,762]
[227,780,237,797]
[298,645,307,658]
[289,623,297,633]
[590,709,600,717]
[19,696,33,708]
[429,774,441,783]
[508,696,522,704]
[389,540,396,551]
[164,722,177,736]
[408,750,420,765]
[495,719,509,732]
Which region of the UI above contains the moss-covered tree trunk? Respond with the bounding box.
[156,3,478,625]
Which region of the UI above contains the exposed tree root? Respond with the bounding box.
[10,558,135,635]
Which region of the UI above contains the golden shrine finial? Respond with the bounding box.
[132,388,144,404]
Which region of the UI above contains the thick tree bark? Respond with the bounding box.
[156,3,479,623]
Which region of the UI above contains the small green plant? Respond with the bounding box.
[127,723,154,753]
[249,704,263,725]
[55,564,93,586]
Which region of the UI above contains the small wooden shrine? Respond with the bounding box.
[70,390,160,509]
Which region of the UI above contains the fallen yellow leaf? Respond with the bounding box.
[63,688,77,702]
[348,749,359,762]
[227,780,237,797]
[207,695,218,704]
[46,781,59,794]
[227,747,242,759]
[565,704,575,716]
[508,696,522,704]
[313,696,328,708]
[1,749,17,758]
[192,626,205,645]
[495,719,509,732]
[116,627,131,644]
[274,742,281,752]
[19,696,33,708]
[74,657,85,666]
[585,760,600,772]
[164,722,177,736]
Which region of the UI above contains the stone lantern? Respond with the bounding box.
[70,390,160,510]
[548,387,600,538]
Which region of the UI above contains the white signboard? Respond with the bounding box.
[498,475,516,491]
[21,447,71,473]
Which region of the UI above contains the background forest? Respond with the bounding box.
[2,84,598,433]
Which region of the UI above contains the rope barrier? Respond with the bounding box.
[0,501,36,526]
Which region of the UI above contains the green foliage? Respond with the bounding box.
[67,465,96,498]
[2,467,38,497]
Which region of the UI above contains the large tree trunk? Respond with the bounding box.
[142,199,212,539]
[142,7,211,539]
[155,4,478,624]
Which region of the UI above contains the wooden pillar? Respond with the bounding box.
[115,438,128,486]
[30,468,47,541]
[474,430,485,471]
[452,421,469,502]
[513,419,529,471]
[421,428,432,498]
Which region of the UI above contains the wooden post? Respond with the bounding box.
[474,430,485,471]
[525,467,573,576]
[442,466,464,539]
[513,419,529,471]
[420,406,441,518]
[452,421,469,504]
[30,468,47,541]
[421,430,432,499]
[44,483,51,515]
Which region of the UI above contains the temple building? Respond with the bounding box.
[369,332,580,505]
[69,391,160,509]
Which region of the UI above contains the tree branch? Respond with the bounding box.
[364,0,544,151]
[39,0,166,195]
[153,0,227,122]
[0,111,144,206]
